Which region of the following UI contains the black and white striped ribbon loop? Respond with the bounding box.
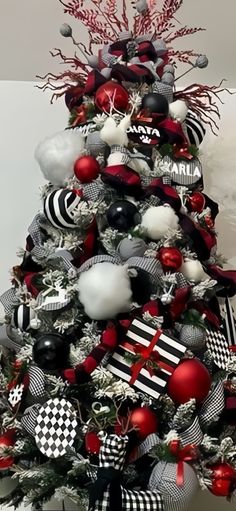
[222,296,236,348]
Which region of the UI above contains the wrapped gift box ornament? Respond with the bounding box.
[107,318,187,399]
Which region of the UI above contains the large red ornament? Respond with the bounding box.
[74,155,100,183]
[129,407,158,440]
[95,81,129,113]
[0,430,15,471]
[158,247,183,272]
[168,359,211,405]
[208,463,236,497]
[85,431,101,455]
[187,192,205,213]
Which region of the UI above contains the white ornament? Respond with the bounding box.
[169,100,188,123]
[100,116,131,147]
[141,206,179,240]
[78,262,132,320]
[180,259,208,283]
[35,130,85,186]
[30,317,42,330]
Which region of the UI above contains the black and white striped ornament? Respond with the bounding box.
[44,188,81,229]
[185,110,206,147]
[222,296,236,350]
[12,304,36,331]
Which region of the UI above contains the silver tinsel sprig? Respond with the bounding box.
[172,399,196,431]
[45,374,67,395]
[181,248,198,259]
[142,311,164,329]
[191,278,218,299]
[93,368,138,401]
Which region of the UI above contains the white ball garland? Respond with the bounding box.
[77,262,132,320]
[141,205,179,240]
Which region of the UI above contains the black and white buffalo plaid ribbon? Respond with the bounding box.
[91,435,163,511]
[0,325,24,352]
[78,254,164,285]
[0,288,19,316]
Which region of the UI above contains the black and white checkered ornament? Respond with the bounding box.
[148,461,199,511]
[8,383,24,408]
[206,328,230,369]
[35,398,77,458]
[44,188,81,229]
[12,304,36,332]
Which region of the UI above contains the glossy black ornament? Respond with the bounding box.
[141,93,169,120]
[33,334,70,371]
[106,201,141,232]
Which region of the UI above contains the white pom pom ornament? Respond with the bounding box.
[180,259,208,283]
[35,130,85,186]
[77,262,132,320]
[169,100,188,123]
[141,206,179,240]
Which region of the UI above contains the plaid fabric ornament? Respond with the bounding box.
[106,317,186,400]
[35,398,77,458]
[206,328,230,369]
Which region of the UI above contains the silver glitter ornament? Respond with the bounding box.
[195,55,209,69]
[59,23,72,38]
[179,324,206,351]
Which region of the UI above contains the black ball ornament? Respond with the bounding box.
[141,93,169,120]
[106,201,141,232]
[33,334,70,371]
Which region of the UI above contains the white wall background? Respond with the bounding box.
[0,81,235,511]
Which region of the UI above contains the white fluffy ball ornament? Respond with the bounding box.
[169,100,188,123]
[35,130,85,186]
[141,205,179,240]
[180,259,208,283]
[77,262,132,320]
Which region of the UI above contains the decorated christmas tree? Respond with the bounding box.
[0,1,236,510]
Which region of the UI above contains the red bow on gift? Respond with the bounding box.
[169,440,199,486]
[123,330,174,386]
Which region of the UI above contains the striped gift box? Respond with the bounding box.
[107,318,186,400]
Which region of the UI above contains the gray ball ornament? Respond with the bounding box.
[117,237,147,261]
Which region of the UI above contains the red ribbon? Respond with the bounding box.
[172,143,194,160]
[169,440,199,486]
[122,330,174,385]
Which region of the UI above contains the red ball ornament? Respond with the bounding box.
[85,431,101,455]
[158,247,183,272]
[0,430,15,471]
[208,463,236,497]
[168,359,211,405]
[74,155,100,183]
[187,192,205,213]
[95,81,129,113]
[129,407,158,440]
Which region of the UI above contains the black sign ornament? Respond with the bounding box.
[161,154,203,189]
[127,120,161,145]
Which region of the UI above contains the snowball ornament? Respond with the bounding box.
[141,206,179,240]
[35,130,85,186]
[181,259,208,283]
[77,262,132,320]
[169,100,188,123]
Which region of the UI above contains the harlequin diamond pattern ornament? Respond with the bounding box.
[206,329,230,369]
[35,398,78,458]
